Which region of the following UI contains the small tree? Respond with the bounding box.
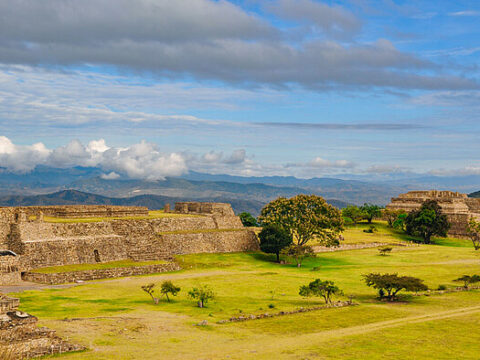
[342,205,365,225]
[384,209,406,228]
[239,212,258,227]
[188,285,215,308]
[259,194,344,247]
[258,224,293,262]
[360,203,382,224]
[141,283,159,304]
[363,273,428,301]
[405,200,450,244]
[466,218,480,250]
[281,244,315,267]
[378,246,393,256]
[299,279,342,304]
[454,275,480,289]
[160,281,181,302]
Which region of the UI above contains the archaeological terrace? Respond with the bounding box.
[0,203,258,286]
[386,190,480,238]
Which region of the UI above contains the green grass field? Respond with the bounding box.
[8,221,480,359]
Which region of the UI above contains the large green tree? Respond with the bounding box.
[360,203,382,224]
[259,194,344,247]
[258,224,292,262]
[405,200,450,244]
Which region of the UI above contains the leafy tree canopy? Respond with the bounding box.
[404,200,450,244]
[360,203,382,224]
[342,205,365,225]
[239,212,258,227]
[259,194,344,247]
[299,279,342,304]
[363,273,428,301]
[259,224,292,262]
[384,208,406,228]
[160,281,181,302]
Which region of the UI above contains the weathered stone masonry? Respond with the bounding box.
[0,203,259,284]
[386,190,480,238]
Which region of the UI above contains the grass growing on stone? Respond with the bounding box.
[30,260,169,274]
[158,228,244,235]
[43,210,201,223]
[8,221,480,359]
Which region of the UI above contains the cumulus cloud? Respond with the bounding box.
[0,136,187,180]
[0,0,476,91]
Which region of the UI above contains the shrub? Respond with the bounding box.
[363,225,377,233]
[188,285,215,308]
[437,284,447,291]
[378,247,393,256]
[363,273,428,301]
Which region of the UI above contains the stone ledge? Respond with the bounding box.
[22,262,181,285]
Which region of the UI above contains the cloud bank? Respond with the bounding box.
[0,0,477,91]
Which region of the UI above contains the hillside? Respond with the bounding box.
[0,190,349,216]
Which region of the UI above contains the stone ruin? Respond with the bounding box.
[386,190,480,238]
[0,295,84,358]
[0,202,258,286]
[0,202,258,357]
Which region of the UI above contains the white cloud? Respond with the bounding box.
[100,172,120,180]
[0,136,187,180]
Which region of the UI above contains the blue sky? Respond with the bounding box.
[0,0,479,180]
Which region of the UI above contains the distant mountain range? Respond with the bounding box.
[0,166,479,214]
[0,189,348,216]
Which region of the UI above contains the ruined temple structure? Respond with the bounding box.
[0,203,258,285]
[0,295,84,358]
[386,190,480,238]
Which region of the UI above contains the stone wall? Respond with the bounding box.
[17,205,148,219]
[174,202,235,216]
[0,297,84,358]
[160,230,259,255]
[386,190,480,238]
[0,255,21,285]
[0,202,259,275]
[22,262,181,285]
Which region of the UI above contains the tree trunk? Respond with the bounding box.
[276,252,280,263]
[198,300,203,308]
